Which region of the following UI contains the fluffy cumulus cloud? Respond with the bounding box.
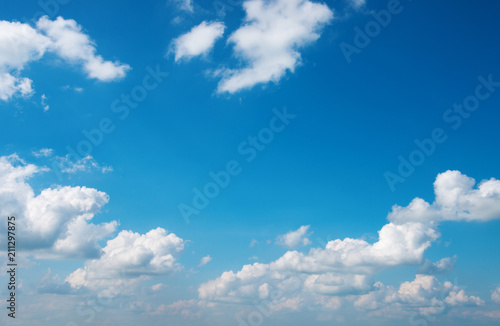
[0,154,117,259]
[0,20,50,100]
[0,153,187,298]
[389,170,500,224]
[0,16,129,101]
[195,170,500,317]
[276,225,312,248]
[355,275,484,314]
[216,0,333,93]
[66,228,185,296]
[271,222,439,274]
[172,21,225,62]
[36,16,130,81]
[198,221,439,304]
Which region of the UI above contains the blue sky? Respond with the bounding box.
[1,0,500,325]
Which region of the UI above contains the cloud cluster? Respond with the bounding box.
[0,154,117,259]
[0,16,130,101]
[66,228,185,295]
[389,170,500,224]
[275,225,311,248]
[171,21,225,62]
[355,275,484,314]
[0,153,188,299]
[170,0,333,94]
[197,171,500,316]
[199,221,439,303]
[217,0,333,93]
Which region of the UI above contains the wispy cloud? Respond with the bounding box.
[32,148,54,158]
[0,154,117,259]
[55,154,113,174]
[41,93,49,111]
[198,255,212,267]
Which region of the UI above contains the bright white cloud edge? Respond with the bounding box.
[216,0,333,94]
[172,21,225,62]
[0,16,130,101]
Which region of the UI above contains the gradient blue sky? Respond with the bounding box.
[1,0,500,325]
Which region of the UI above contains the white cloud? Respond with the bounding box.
[304,273,372,295]
[0,20,51,70]
[172,21,225,62]
[55,154,113,174]
[198,221,438,304]
[32,148,54,158]
[0,154,117,259]
[271,222,438,274]
[348,0,366,9]
[36,16,130,82]
[418,256,456,275]
[197,171,499,314]
[174,0,194,12]
[61,85,84,93]
[0,20,50,100]
[275,225,312,248]
[66,227,185,296]
[151,283,167,291]
[492,287,500,303]
[355,275,484,314]
[0,153,188,298]
[199,255,212,267]
[0,17,129,101]
[216,0,333,93]
[41,93,49,111]
[389,171,500,225]
[0,73,34,100]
